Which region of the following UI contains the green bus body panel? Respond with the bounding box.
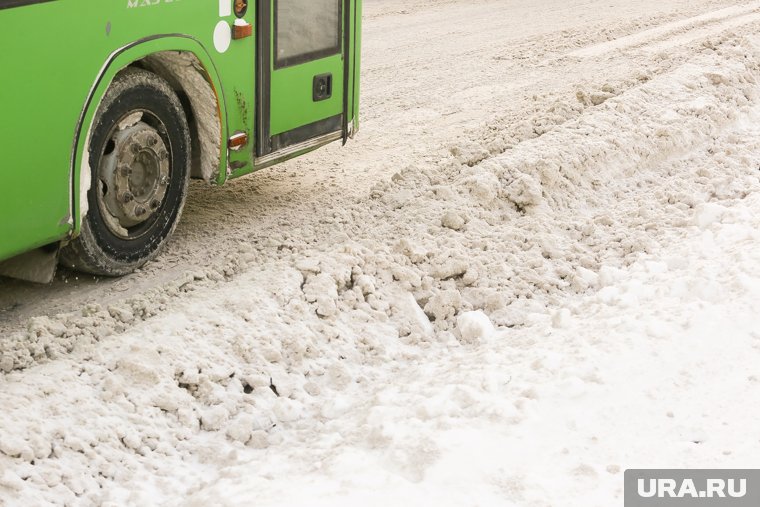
[0,0,361,265]
[270,54,344,136]
[1,1,85,260]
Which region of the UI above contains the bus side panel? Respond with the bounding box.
[269,54,345,136]
[0,2,79,261]
[0,0,257,263]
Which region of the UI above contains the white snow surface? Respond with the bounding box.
[3,1,760,505]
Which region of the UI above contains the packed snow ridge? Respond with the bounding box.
[2,34,760,506]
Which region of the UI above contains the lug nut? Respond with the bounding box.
[130,144,140,154]
[135,206,147,217]
[150,199,161,210]
[121,191,134,203]
[119,165,131,177]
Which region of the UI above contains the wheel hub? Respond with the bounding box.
[99,117,170,238]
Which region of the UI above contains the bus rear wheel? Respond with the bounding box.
[61,68,191,276]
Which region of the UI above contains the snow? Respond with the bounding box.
[3,0,760,505]
[457,310,495,344]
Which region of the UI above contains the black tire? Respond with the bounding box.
[61,68,191,276]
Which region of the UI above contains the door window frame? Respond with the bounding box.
[273,0,343,69]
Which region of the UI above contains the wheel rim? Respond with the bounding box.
[97,111,171,240]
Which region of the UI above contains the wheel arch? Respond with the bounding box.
[70,36,228,237]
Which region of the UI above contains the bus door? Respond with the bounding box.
[256,0,347,160]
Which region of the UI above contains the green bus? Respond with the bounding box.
[0,0,362,282]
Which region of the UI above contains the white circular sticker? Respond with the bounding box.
[213,21,231,54]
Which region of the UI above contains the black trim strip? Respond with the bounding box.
[256,0,272,157]
[352,0,358,131]
[275,47,342,70]
[341,0,350,145]
[270,114,342,153]
[0,0,55,9]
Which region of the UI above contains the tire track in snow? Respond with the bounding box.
[570,1,760,58]
[645,11,760,53]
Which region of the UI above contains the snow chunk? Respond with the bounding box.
[0,435,29,458]
[394,293,435,337]
[273,399,304,423]
[424,290,463,321]
[576,266,600,289]
[226,415,255,444]
[457,311,495,344]
[551,308,573,329]
[598,266,626,288]
[464,172,499,207]
[0,470,25,491]
[303,273,339,317]
[441,210,466,231]
[431,258,469,281]
[201,406,229,431]
[693,202,727,230]
[505,174,543,208]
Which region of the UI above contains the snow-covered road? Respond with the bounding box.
[2,1,760,505]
